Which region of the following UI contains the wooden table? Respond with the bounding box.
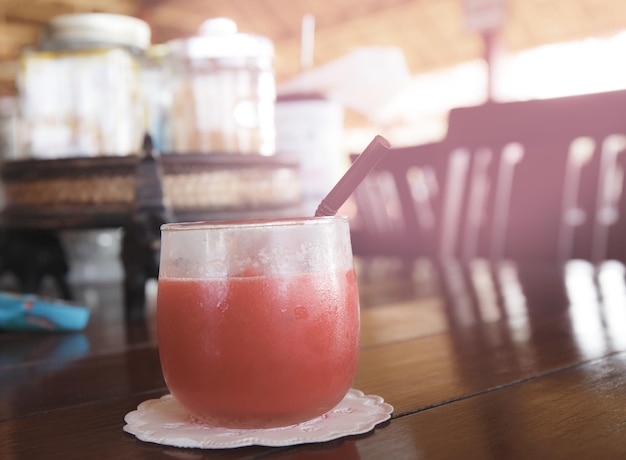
[2,258,626,459]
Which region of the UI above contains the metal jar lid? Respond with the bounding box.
[168,17,274,61]
[41,13,151,51]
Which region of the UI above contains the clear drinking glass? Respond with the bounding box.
[156,216,360,428]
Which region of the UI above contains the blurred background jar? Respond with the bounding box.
[166,18,276,155]
[0,96,20,161]
[140,44,171,153]
[17,13,150,159]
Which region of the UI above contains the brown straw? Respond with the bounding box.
[315,134,391,217]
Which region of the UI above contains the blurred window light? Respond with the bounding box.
[383,31,626,141]
[496,31,626,101]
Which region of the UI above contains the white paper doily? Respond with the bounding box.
[123,388,393,449]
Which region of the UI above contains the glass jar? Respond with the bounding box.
[140,44,171,153]
[0,96,20,160]
[275,92,345,215]
[166,18,276,156]
[17,13,150,159]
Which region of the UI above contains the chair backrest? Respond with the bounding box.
[350,89,626,263]
[349,141,445,260]
[596,135,626,262]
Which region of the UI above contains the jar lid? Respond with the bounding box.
[41,13,151,51]
[168,17,274,60]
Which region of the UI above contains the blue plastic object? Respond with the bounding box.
[0,292,90,332]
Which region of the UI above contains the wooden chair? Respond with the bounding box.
[350,89,626,265]
[349,141,446,260]
[599,135,626,263]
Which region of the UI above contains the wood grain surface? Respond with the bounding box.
[2,259,626,459]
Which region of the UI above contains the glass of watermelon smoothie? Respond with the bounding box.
[156,215,360,428]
